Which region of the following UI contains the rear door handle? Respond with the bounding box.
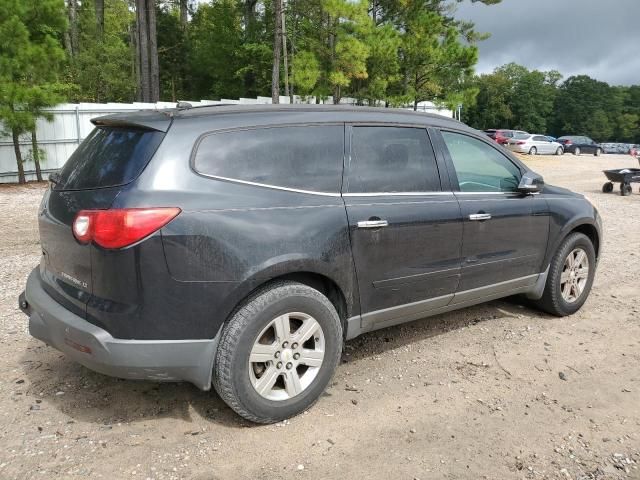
[469,213,492,221]
[357,220,389,229]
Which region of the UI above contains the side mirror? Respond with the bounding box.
[518,171,544,194]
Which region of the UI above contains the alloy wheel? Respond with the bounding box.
[560,248,589,303]
[249,312,325,401]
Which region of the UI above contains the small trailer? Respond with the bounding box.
[602,168,640,196]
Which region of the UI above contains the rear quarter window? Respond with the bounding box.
[193,125,344,193]
[55,127,164,190]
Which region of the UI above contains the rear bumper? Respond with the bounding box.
[20,268,216,390]
[507,144,528,153]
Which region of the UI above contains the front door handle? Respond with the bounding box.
[469,213,492,221]
[357,219,389,229]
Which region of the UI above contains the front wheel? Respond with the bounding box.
[556,147,564,156]
[212,281,343,424]
[574,147,581,156]
[532,233,596,316]
[595,148,602,156]
[602,182,614,193]
[529,147,537,155]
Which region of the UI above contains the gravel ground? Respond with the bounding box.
[0,154,639,480]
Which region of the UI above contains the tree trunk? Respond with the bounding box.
[179,0,188,27]
[68,0,78,56]
[31,130,43,182]
[272,0,283,104]
[130,22,140,101]
[12,129,25,185]
[136,0,151,102]
[95,0,105,38]
[243,0,258,95]
[282,4,289,100]
[147,0,160,102]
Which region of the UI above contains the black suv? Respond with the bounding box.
[20,106,601,423]
[557,136,603,156]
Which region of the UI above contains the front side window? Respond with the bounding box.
[346,126,440,193]
[193,125,344,193]
[442,131,522,193]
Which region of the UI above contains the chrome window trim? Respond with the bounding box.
[195,172,342,197]
[342,191,453,197]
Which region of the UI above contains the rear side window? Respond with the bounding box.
[193,125,344,193]
[55,127,164,190]
[346,126,440,193]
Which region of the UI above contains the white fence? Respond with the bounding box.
[0,97,452,184]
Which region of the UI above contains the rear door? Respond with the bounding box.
[436,130,549,296]
[38,126,165,317]
[344,125,463,330]
[532,135,552,154]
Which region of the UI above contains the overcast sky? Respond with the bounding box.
[454,0,640,85]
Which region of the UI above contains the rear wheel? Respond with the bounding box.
[574,147,581,156]
[602,182,614,193]
[532,233,595,316]
[529,147,537,155]
[595,148,602,156]
[621,184,632,196]
[212,281,342,424]
[556,147,564,156]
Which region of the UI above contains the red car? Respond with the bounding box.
[485,129,529,145]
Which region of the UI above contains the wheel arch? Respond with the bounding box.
[544,218,601,269]
[221,259,357,339]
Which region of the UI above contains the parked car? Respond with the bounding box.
[506,134,564,155]
[19,105,601,424]
[557,136,603,156]
[484,129,528,145]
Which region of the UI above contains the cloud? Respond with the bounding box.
[455,0,640,85]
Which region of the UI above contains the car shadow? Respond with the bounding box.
[20,297,548,428]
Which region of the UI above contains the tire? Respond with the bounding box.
[595,148,602,156]
[621,184,632,196]
[529,147,537,155]
[532,232,596,316]
[212,281,343,424]
[556,147,564,156]
[602,182,614,193]
[574,147,581,156]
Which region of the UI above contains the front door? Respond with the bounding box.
[437,130,549,299]
[344,125,463,331]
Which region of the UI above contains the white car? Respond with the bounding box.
[506,134,564,155]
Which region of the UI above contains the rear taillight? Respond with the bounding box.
[565,140,572,145]
[516,141,526,145]
[73,208,181,249]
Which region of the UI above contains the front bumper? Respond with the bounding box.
[20,268,217,390]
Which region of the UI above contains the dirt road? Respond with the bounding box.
[1,153,638,480]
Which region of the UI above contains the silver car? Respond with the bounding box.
[506,134,564,155]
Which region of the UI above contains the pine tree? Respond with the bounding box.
[0,0,68,183]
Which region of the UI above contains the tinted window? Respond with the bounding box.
[346,127,440,193]
[55,127,164,190]
[442,131,521,193]
[194,126,343,192]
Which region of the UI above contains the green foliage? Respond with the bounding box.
[0,0,69,182]
[464,66,640,143]
[70,0,135,102]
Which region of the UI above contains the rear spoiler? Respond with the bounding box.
[91,110,173,132]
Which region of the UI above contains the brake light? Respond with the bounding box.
[516,141,526,145]
[73,208,181,249]
[565,140,572,145]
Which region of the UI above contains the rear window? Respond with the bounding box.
[193,125,344,193]
[55,127,164,190]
